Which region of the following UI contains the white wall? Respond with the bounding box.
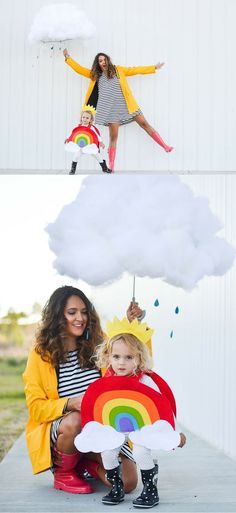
[91,175,236,460]
[0,0,236,172]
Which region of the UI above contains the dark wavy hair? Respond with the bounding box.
[35,286,104,368]
[90,53,116,80]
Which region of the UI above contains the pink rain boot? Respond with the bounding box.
[53,447,93,494]
[151,130,173,152]
[108,147,116,172]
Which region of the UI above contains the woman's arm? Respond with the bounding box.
[119,62,164,76]
[63,48,91,78]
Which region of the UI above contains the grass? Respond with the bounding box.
[0,357,28,461]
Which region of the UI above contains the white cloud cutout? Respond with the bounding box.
[129,420,181,450]
[74,421,125,453]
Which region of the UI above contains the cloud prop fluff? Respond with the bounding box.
[46,175,235,290]
[129,420,180,451]
[28,3,96,44]
[74,422,125,453]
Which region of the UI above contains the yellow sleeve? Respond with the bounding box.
[23,350,67,424]
[119,65,156,76]
[65,57,91,78]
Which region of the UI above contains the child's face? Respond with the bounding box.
[81,112,92,125]
[109,339,138,376]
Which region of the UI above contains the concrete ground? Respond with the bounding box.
[1,428,236,513]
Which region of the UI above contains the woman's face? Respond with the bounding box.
[64,295,88,338]
[98,54,107,71]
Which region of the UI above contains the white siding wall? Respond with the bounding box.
[91,175,236,460]
[0,0,236,172]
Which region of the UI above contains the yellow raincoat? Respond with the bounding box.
[65,57,156,115]
[23,349,68,474]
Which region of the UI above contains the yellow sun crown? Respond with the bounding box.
[106,317,154,346]
[82,104,97,117]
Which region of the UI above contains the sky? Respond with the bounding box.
[0,176,90,315]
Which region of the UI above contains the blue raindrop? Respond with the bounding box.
[154,299,159,307]
[170,330,174,338]
[175,306,179,314]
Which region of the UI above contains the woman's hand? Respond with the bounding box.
[64,138,69,144]
[66,394,84,412]
[63,48,70,59]
[99,142,105,149]
[155,62,165,70]
[127,301,144,322]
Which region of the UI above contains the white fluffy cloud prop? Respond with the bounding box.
[129,420,181,451]
[28,3,96,44]
[64,141,79,153]
[46,175,235,290]
[74,422,125,453]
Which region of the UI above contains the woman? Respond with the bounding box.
[23,286,142,494]
[63,50,173,171]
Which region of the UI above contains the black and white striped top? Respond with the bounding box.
[95,72,142,126]
[57,350,101,397]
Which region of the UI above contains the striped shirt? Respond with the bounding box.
[57,350,101,397]
[51,351,100,446]
[95,72,142,126]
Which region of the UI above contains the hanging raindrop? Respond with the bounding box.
[154,299,159,307]
[175,306,179,314]
[170,330,174,338]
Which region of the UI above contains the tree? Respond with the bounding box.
[0,309,28,346]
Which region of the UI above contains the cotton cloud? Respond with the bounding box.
[46,175,235,290]
[28,3,96,44]
[129,420,180,450]
[74,422,125,453]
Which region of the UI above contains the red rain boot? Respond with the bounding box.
[108,147,116,172]
[53,447,93,494]
[151,130,173,152]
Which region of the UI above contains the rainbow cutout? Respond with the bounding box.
[69,125,99,148]
[81,375,176,432]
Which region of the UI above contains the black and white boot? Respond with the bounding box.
[99,160,112,173]
[69,161,77,174]
[133,465,159,508]
[102,466,125,505]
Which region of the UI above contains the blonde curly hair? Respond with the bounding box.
[94,333,151,373]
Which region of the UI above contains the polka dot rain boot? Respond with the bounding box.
[133,465,159,508]
[102,466,125,505]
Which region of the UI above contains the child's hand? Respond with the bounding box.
[178,432,186,448]
[64,138,69,144]
[100,142,105,149]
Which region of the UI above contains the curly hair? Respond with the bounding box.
[35,286,104,368]
[90,53,116,81]
[95,333,151,373]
